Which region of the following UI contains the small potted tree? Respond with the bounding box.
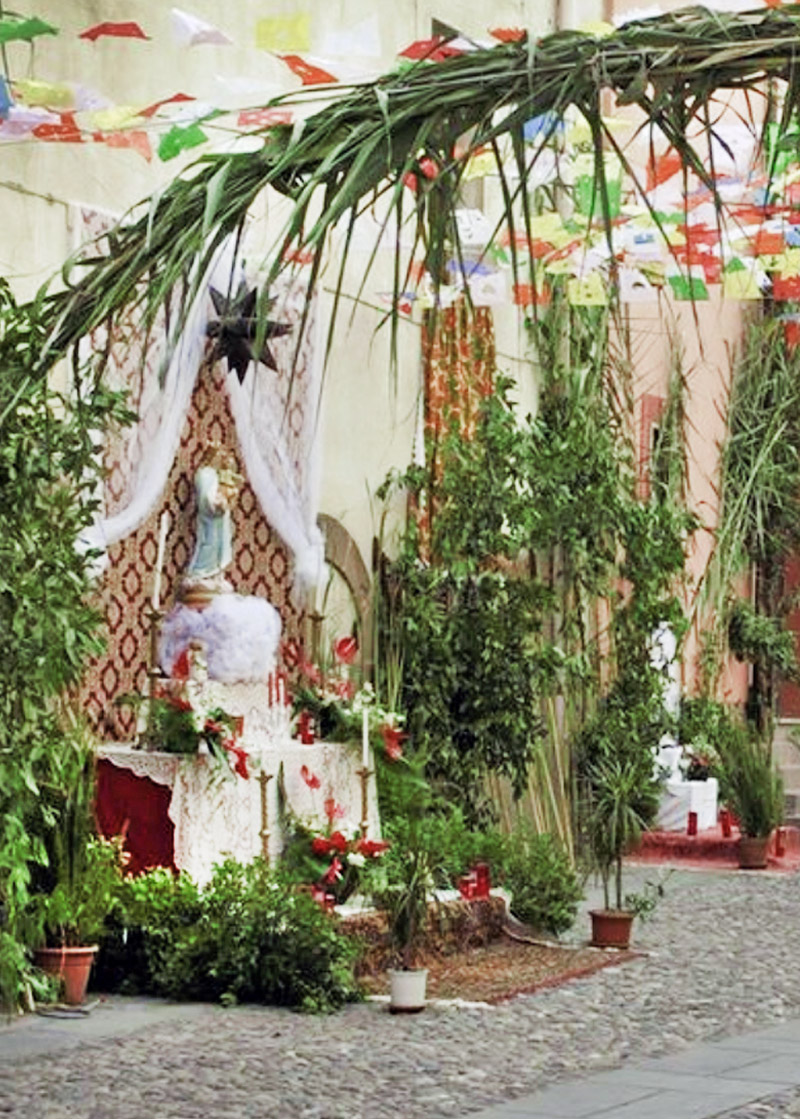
[715,718,783,869]
[369,757,438,1012]
[587,757,649,949]
[31,737,122,1004]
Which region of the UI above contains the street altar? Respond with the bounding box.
[96,735,379,885]
[94,443,379,883]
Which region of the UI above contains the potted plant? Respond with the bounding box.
[368,759,438,1012]
[587,757,650,949]
[31,737,122,1004]
[715,718,783,869]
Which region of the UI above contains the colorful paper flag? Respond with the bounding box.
[256,15,311,52]
[278,55,337,85]
[13,80,74,109]
[0,79,11,119]
[237,108,292,129]
[89,105,145,132]
[98,130,152,161]
[488,28,526,42]
[668,274,709,301]
[567,273,607,306]
[0,16,57,44]
[79,22,150,42]
[157,122,208,161]
[33,112,83,143]
[140,93,195,118]
[723,269,763,300]
[398,37,463,62]
[170,8,232,47]
[513,282,551,306]
[772,275,800,300]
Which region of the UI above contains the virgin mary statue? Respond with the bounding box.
[186,445,240,588]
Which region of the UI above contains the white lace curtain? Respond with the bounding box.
[73,205,324,591]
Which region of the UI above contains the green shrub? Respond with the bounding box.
[503,831,582,935]
[97,860,361,1012]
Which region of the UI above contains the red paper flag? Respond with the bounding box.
[752,230,785,255]
[489,27,526,42]
[399,36,463,62]
[278,54,337,85]
[33,112,82,142]
[140,93,195,118]
[237,108,292,129]
[646,149,682,191]
[98,130,152,161]
[79,21,150,41]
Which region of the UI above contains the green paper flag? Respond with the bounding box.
[0,17,58,44]
[157,123,208,161]
[668,274,708,301]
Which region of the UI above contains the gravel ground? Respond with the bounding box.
[2,866,800,1119]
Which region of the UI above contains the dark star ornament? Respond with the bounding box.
[206,282,292,384]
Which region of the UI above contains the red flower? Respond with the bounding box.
[329,830,348,853]
[301,764,321,790]
[324,798,345,824]
[333,678,355,700]
[166,694,192,713]
[225,743,249,779]
[311,836,333,856]
[310,885,328,907]
[380,723,406,761]
[321,856,343,885]
[203,719,223,735]
[333,635,358,665]
[300,659,322,685]
[172,648,191,680]
[357,838,390,858]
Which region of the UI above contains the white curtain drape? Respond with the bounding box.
[73,205,324,591]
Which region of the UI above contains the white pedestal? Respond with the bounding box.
[656,777,719,833]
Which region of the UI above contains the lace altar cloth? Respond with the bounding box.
[96,736,380,886]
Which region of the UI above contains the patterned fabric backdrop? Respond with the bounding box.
[416,301,496,554]
[79,360,303,741]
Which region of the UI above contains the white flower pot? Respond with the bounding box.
[389,968,428,1014]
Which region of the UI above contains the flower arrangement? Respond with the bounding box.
[151,688,250,777]
[284,774,389,908]
[287,636,406,758]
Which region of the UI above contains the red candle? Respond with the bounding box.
[474,862,491,898]
[687,811,698,837]
[776,827,786,858]
[719,808,732,838]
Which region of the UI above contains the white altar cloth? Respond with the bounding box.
[656,777,719,833]
[97,740,380,885]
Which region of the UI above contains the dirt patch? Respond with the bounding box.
[359,935,639,1005]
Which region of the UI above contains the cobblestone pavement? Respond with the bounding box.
[2,867,800,1119]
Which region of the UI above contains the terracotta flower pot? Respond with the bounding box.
[34,945,98,1005]
[589,909,634,949]
[738,834,770,870]
[388,968,428,1014]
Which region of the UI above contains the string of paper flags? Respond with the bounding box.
[2,9,800,311]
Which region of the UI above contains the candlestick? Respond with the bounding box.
[142,604,164,749]
[356,766,372,837]
[152,510,169,611]
[361,707,369,769]
[258,769,274,864]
